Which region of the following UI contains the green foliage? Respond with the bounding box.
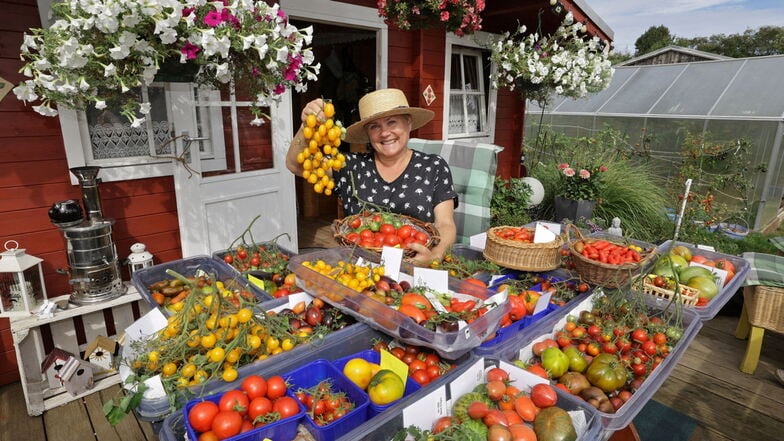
[635,25,674,55]
[675,25,784,57]
[490,177,533,227]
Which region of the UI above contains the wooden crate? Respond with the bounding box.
[10,284,150,416]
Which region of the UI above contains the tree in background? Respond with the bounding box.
[676,26,784,57]
[634,25,674,55]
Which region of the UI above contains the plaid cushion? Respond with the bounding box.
[742,252,784,287]
[408,138,503,244]
[770,236,784,253]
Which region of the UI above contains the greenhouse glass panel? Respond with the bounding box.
[600,64,687,114]
[554,68,637,113]
[643,118,706,190]
[712,56,784,117]
[594,117,648,151]
[651,60,744,116]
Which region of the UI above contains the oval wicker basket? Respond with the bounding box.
[567,224,656,288]
[331,213,440,258]
[482,226,564,272]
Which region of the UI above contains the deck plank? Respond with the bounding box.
[43,397,98,441]
[0,382,46,441]
[83,385,150,441]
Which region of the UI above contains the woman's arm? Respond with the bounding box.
[407,199,457,266]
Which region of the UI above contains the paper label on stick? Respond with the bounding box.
[534,222,558,243]
[381,246,404,280]
[469,232,487,250]
[412,267,449,294]
[533,291,552,315]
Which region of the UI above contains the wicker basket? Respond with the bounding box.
[566,225,656,289]
[743,285,784,334]
[482,226,564,272]
[331,213,440,258]
[635,276,700,306]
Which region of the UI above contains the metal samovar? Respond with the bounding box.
[48,167,126,305]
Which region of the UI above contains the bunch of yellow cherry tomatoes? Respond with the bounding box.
[302,259,384,293]
[295,101,347,195]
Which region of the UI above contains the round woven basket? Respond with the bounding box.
[566,224,655,288]
[331,213,440,258]
[482,226,564,272]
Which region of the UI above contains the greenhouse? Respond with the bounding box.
[524,54,784,231]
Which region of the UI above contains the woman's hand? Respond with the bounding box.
[406,242,441,267]
[287,98,328,175]
[300,98,327,126]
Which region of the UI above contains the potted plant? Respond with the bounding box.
[377,0,485,36]
[488,11,614,105]
[13,0,320,126]
[553,162,607,222]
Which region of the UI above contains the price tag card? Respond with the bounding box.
[469,232,487,250]
[533,291,552,315]
[381,246,404,281]
[247,274,266,290]
[534,222,558,243]
[412,267,449,294]
[380,349,410,388]
[537,221,562,235]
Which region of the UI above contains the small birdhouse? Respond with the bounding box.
[41,348,75,389]
[59,356,95,396]
[83,335,118,374]
[127,242,154,275]
[0,240,48,317]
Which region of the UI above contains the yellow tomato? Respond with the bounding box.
[342,357,374,390]
[367,370,405,405]
[266,336,280,352]
[305,113,317,128]
[162,362,178,377]
[200,333,217,349]
[181,363,197,379]
[222,367,238,382]
[323,102,335,118]
[225,348,242,363]
[208,347,226,363]
[147,351,160,363]
[281,338,295,352]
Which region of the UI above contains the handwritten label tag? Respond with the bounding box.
[533,291,552,315]
[469,232,487,250]
[381,246,404,281]
[413,267,449,294]
[534,223,557,243]
[380,349,409,389]
[119,309,168,388]
[537,221,562,235]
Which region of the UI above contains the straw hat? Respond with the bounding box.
[343,88,434,144]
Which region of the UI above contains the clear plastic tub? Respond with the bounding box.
[131,255,272,315]
[493,290,703,431]
[331,349,421,416]
[182,388,305,441]
[288,247,510,360]
[338,356,602,441]
[156,324,393,441]
[212,242,296,280]
[284,359,370,441]
[650,240,750,320]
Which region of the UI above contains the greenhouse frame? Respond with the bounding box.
[524,54,784,231]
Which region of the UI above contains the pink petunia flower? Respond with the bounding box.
[440,11,450,21]
[579,169,591,179]
[558,163,570,169]
[180,42,201,60]
[599,165,607,172]
[273,84,286,95]
[204,11,224,27]
[563,168,575,177]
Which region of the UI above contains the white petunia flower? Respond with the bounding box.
[33,104,58,117]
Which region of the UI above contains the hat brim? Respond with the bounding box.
[343,107,435,144]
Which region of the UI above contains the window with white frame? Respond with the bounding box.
[448,46,491,139]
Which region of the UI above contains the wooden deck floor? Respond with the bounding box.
[2,221,783,441]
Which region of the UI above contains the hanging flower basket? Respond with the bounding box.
[377,0,485,36]
[14,0,320,126]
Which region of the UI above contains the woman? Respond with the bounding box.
[286,88,457,266]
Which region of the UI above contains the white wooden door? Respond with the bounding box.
[168,83,298,257]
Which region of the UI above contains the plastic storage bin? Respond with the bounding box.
[288,247,510,360]
[157,324,393,441]
[284,359,370,441]
[493,290,703,431]
[183,388,304,441]
[338,356,602,441]
[649,240,750,320]
[331,350,421,416]
[131,255,272,314]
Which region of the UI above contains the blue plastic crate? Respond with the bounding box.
[331,350,421,416]
[284,359,370,441]
[131,255,272,315]
[182,389,304,441]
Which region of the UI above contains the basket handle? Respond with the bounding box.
[565,223,586,243]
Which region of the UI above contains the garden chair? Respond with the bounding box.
[735,252,784,374]
[407,138,503,244]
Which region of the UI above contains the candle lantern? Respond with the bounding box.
[127,243,154,275]
[0,240,49,316]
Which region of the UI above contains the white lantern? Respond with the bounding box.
[0,240,48,316]
[127,243,154,274]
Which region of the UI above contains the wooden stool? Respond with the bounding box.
[735,285,784,374]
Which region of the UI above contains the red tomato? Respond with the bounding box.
[380,223,396,235]
[431,416,458,434]
[408,359,427,372]
[240,375,267,400]
[426,364,441,380]
[345,232,361,244]
[508,423,537,441]
[266,375,288,400]
[349,217,362,229]
[397,225,413,239]
[414,231,429,243]
[223,255,233,265]
[514,395,538,422]
[525,364,549,380]
[273,396,301,419]
[211,410,243,439]
[530,383,558,408]
[359,229,374,240]
[188,401,219,433]
[411,369,431,386]
[247,396,273,421]
[384,233,401,246]
[218,390,249,416]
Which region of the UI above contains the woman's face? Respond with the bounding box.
[365,114,412,158]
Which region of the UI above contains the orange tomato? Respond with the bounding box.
[401,293,433,311]
[398,304,428,324]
